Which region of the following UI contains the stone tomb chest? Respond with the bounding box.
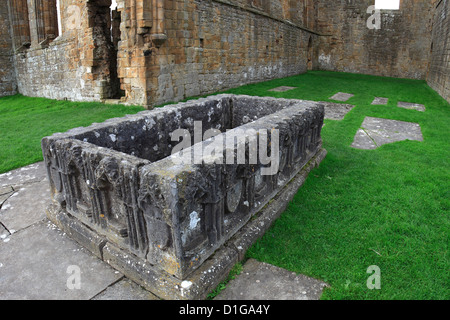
[42,94,326,299]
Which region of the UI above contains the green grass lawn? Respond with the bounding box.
[0,71,448,300]
[223,71,450,300]
[0,95,144,174]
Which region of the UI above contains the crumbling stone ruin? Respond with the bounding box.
[0,0,449,106]
[42,95,327,299]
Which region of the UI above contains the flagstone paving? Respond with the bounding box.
[0,220,124,300]
[0,162,152,300]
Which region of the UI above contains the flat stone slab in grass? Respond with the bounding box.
[321,101,355,120]
[398,101,426,112]
[372,97,389,105]
[268,86,297,92]
[329,92,354,102]
[351,117,423,150]
[215,259,328,300]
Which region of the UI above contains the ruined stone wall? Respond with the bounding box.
[0,3,17,97]
[427,0,450,103]
[116,0,320,107]
[316,0,435,80]
[4,0,445,106]
[14,36,95,101]
[6,0,320,107]
[13,0,120,102]
[150,0,319,106]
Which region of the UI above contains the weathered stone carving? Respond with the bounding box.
[42,94,326,298]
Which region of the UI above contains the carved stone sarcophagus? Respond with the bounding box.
[42,94,326,299]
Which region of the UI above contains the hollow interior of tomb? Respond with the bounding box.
[71,96,299,163]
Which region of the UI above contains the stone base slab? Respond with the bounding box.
[46,148,327,300]
[215,259,328,300]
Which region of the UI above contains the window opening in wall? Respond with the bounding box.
[7,0,31,51]
[110,0,118,42]
[109,0,124,99]
[56,0,62,37]
[375,0,400,10]
[35,0,59,46]
[111,0,118,10]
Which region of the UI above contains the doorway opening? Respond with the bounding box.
[88,0,124,100]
